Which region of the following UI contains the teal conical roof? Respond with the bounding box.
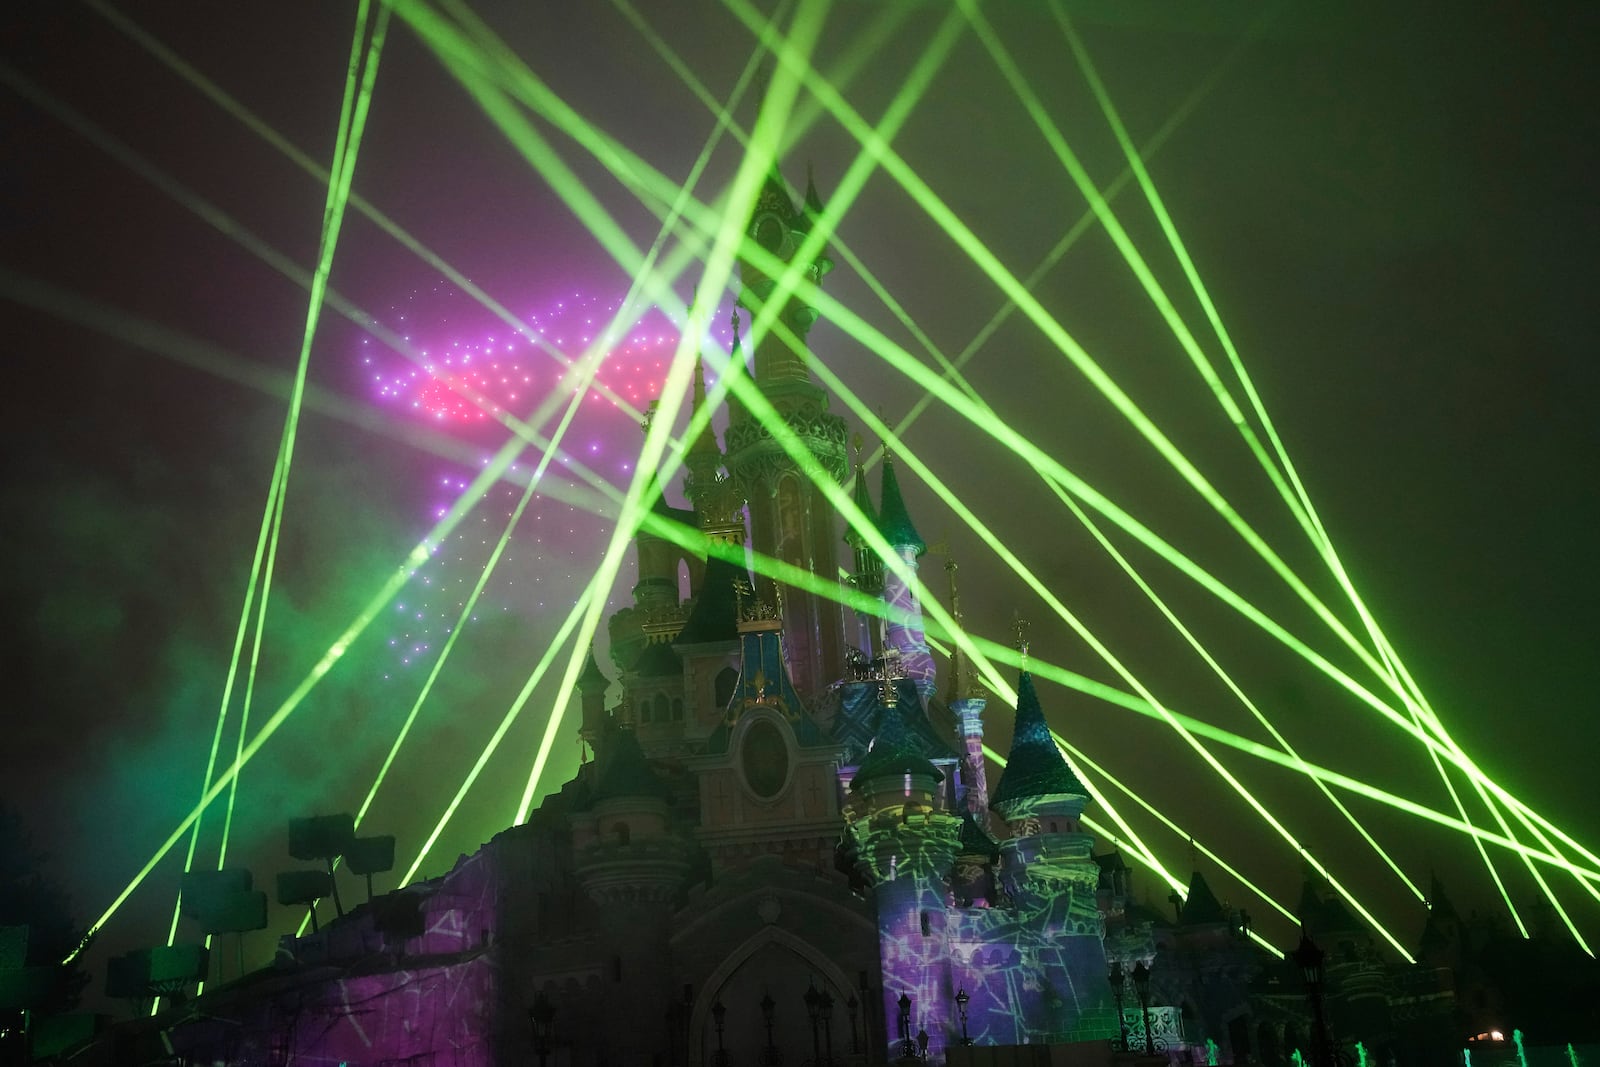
[876,454,924,554]
[843,464,878,547]
[957,807,999,860]
[1179,870,1227,925]
[989,672,1088,813]
[676,555,747,645]
[578,646,610,692]
[591,724,671,803]
[850,695,941,792]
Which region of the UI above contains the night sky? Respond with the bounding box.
[3,1,1598,1001]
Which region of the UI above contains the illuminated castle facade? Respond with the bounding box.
[129,168,1260,1067]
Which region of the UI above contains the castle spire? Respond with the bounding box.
[876,449,926,556]
[944,560,979,703]
[875,447,935,699]
[945,560,991,828]
[989,670,1088,822]
[577,645,612,756]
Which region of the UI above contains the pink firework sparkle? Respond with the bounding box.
[360,285,733,678]
[365,288,730,426]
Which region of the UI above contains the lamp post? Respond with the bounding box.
[1130,961,1155,1057]
[1291,934,1335,1067]
[954,988,972,1047]
[760,992,783,1066]
[712,1001,730,1067]
[529,992,555,1067]
[897,993,916,1061]
[1108,962,1129,1052]
[805,984,823,1066]
[819,989,835,1065]
[846,994,860,1055]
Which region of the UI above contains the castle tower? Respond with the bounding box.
[577,645,612,759]
[573,724,690,1066]
[723,167,849,698]
[845,685,962,1063]
[877,452,936,701]
[682,314,747,539]
[943,560,990,827]
[987,666,1116,1043]
[842,456,883,667]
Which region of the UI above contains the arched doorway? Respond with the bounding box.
[694,929,856,1067]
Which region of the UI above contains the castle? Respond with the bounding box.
[203,164,1132,1067]
[84,167,1511,1067]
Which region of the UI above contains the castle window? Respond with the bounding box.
[741,719,790,799]
[654,693,669,722]
[920,911,931,937]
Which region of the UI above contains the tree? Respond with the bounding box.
[0,806,88,1017]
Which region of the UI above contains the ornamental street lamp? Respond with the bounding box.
[819,988,835,1065]
[897,993,916,1061]
[846,994,860,1054]
[760,992,783,1066]
[712,1000,730,1067]
[1130,961,1155,1057]
[805,983,823,1066]
[954,988,972,1047]
[1291,934,1335,1067]
[529,992,555,1067]
[1108,962,1129,1052]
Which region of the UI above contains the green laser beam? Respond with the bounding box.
[396,0,1587,927]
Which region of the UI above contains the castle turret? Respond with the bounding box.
[943,560,990,828]
[877,452,936,702]
[578,645,612,758]
[846,687,962,1063]
[987,664,1115,1043]
[843,456,883,666]
[573,723,690,1065]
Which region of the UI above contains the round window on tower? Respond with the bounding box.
[740,718,790,799]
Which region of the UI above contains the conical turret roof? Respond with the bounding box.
[990,672,1088,813]
[591,723,672,803]
[675,555,746,645]
[957,807,999,860]
[850,694,941,791]
[1179,870,1227,925]
[578,646,611,692]
[876,453,925,554]
[843,464,878,547]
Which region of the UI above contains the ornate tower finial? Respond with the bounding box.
[641,398,659,436]
[944,559,980,703]
[1014,613,1030,667]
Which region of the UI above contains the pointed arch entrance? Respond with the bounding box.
[691,926,858,1067]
